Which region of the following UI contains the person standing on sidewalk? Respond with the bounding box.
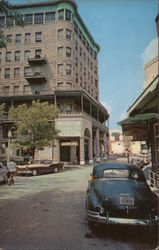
[8,160,17,186]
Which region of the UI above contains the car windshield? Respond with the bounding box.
[103,169,129,178]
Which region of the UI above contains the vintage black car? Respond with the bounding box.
[86,162,158,227]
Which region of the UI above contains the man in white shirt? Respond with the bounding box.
[8,160,17,186]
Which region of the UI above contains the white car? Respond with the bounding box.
[0,164,8,184]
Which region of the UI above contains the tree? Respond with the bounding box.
[9,101,59,159]
[0,0,23,48]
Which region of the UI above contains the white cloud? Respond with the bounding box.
[141,37,158,65]
[101,101,112,114]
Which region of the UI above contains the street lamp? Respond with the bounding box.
[7,130,12,166]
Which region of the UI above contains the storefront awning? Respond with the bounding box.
[118,113,158,126]
[118,113,158,141]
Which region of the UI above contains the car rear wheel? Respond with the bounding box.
[32,169,38,176]
[54,167,59,173]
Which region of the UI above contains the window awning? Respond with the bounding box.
[118,113,158,126]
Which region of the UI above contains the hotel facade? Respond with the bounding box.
[0,0,109,165]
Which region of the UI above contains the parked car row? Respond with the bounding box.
[0,160,64,184]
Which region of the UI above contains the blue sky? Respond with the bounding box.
[10,0,158,129]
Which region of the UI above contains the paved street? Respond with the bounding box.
[0,166,158,250]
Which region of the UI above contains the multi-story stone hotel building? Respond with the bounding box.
[0,0,109,165]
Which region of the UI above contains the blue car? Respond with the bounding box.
[86,162,158,228]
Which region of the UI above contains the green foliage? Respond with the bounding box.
[9,101,59,157]
[0,0,24,48]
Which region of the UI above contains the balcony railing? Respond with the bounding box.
[0,89,55,98]
[25,72,47,84]
[27,55,47,65]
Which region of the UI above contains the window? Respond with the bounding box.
[58,9,64,20]
[75,57,78,67]
[66,82,72,86]
[80,63,82,72]
[84,82,86,90]
[74,21,78,34]
[35,32,42,42]
[13,86,19,94]
[6,34,12,43]
[86,41,90,51]
[34,13,44,24]
[79,29,82,40]
[103,169,129,179]
[66,29,71,40]
[83,35,86,46]
[91,62,93,70]
[95,79,98,87]
[65,9,71,21]
[66,64,72,75]
[3,86,9,94]
[24,85,29,93]
[57,64,63,75]
[66,47,71,57]
[58,29,63,40]
[24,50,30,60]
[6,17,14,27]
[75,41,78,51]
[24,67,30,76]
[5,52,11,62]
[83,52,86,61]
[91,75,93,84]
[15,34,21,43]
[80,77,83,87]
[15,51,20,61]
[90,47,93,57]
[84,67,86,76]
[0,17,5,27]
[0,52,2,63]
[35,49,41,58]
[45,12,55,22]
[76,73,78,83]
[5,68,10,79]
[58,47,63,56]
[57,82,63,86]
[24,14,33,24]
[88,57,90,66]
[14,68,20,78]
[25,33,31,44]
[80,47,82,56]
[94,51,97,60]
[88,71,90,81]
[94,66,97,74]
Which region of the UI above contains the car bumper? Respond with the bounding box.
[87,210,158,226]
[17,170,32,174]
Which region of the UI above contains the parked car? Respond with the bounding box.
[86,162,158,228]
[17,160,64,176]
[0,163,8,184]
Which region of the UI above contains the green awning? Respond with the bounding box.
[118,113,158,126]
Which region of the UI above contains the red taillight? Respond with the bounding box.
[92,175,97,180]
